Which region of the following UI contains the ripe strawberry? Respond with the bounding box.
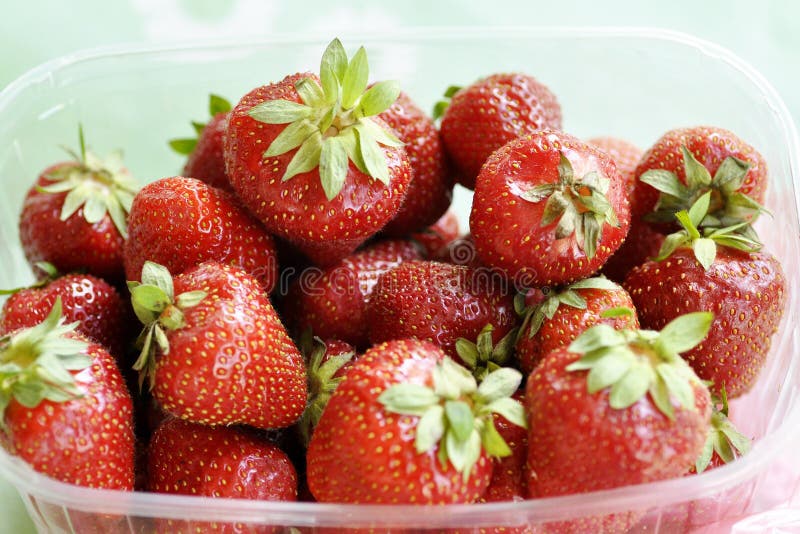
[0,300,134,490]
[438,73,562,189]
[471,130,630,287]
[224,39,411,266]
[169,94,233,191]
[623,194,786,398]
[434,233,482,268]
[0,263,128,358]
[599,221,665,283]
[283,239,422,348]
[130,261,307,429]
[526,314,713,531]
[19,127,139,281]
[367,260,517,359]
[587,137,643,199]
[480,390,528,503]
[410,210,460,258]
[632,126,768,229]
[149,418,297,534]
[307,339,527,504]
[124,176,279,292]
[514,277,638,374]
[379,90,453,235]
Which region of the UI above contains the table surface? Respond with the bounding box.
[2,0,800,531]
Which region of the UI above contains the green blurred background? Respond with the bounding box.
[1,0,799,530]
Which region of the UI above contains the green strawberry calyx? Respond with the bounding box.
[0,298,91,429]
[0,262,60,296]
[514,276,624,340]
[38,125,139,239]
[247,38,404,201]
[520,152,620,259]
[565,312,713,420]
[169,94,232,155]
[378,357,527,482]
[431,85,462,121]
[654,191,763,270]
[695,387,751,473]
[454,324,517,382]
[297,333,355,447]
[641,145,768,241]
[129,261,207,391]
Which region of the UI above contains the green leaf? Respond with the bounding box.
[476,367,522,403]
[558,290,586,310]
[446,428,482,481]
[357,117,403,148]
[475,326,494,361]
[656,363,695,411]
[693,238,717,270]
[445,400,474,442]
[60,187,87,221]
[209,94,232,116]
[480,419,512,458]
[569,277,619,291]
[169,138,197,155]
[432,101,449,120]
[557,152,575,184]
[153,325,170,354]
[339,127,368,174]
[586,350,635,393]
[141,262,174,299]
[649,373,675,421]
[264,119,318,158]
[720,420,752,457]
[433,357,477,399]
[414,404,445,453]
[282,132,323,182]
[191,121,205,135]
[355,124,389,184]
[609,362,654,409]
[130,285,170,325]
[577,189,612,217]
[688,191,712,228]
[681,146,713,189]
[359,81,400,117]
[443,85,461,98]
[249,100,312,125]
[554,202,577,239]
[541,191,570,227]
[520,183,558,203]
[656,312,713,355]
[713,156,750,194]
[695,433,715,473]
[378,384,438,416]
[80,194,104,223]
[655,231,689,261]
[485,397,527,429]
[601,307,636,319]
[568,324,625,354]
[319,135,349,200]
[582,213,601,259]
[320,38,348,84]
[341,46,369,109]
[295,78,325,107]
[176,290,207,309]
[455,339,479,368]
[78,124,87,163]
[675,210,701,239]
[640,169,689,198]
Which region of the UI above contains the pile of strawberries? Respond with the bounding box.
[0,38,788,532]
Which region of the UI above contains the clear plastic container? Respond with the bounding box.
[0,27,798,533]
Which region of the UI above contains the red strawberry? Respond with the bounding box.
[480,390,528,503]
[410,210,460,258]
[600,221,665,283]
[0,264,128,358]
[124,176,279,292]
[367,260,517,360]
[148,418,297,534]
[283,239,422,348]
[0,300,135,490]
[379,90,453,235]
[434,233,482,268]
[587,136,643,199]
[19,128,139,281]
[471,130,630,287]
[169,94,233,192]
[130,261,307,429]
[224,39,411,266]
[307,339,527,504]
[514,277,639,374]
[632,126,768,229]
[623,195,785,398]
[438,73,562,189]
[526,314,713,531]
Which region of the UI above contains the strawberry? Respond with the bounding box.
[587,136,643,199]
[514,277,638,374]
[307,339,527,504]
[470,130,630,287]
[129,261,307,429]
[367,260,517,360]
[0,263,128,358]
[169,94,233,192]
[692,388,751,474]
[632,126,768,231]
[480,390,528,503]
[410,209,460,258]
[19,127,139,281]
[434,233,482,268]
[438,73,562,189]
[0,299,134,490]
[526,314,713,531]
[379,90,453,235]
[148,418,297,534]
[623,194,786,398]
[124,176,279,293]
[224,39,411,266]
[283,239,422,348]
[599,221,665,283]
[455,323,518,382]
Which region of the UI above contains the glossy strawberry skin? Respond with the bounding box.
[154,262,307,429]
[587,136,643,201]
[184,111,232,192]
[283,239,422,348]
[20,163,126,281]
[124,176,278,292]
[470,131,630,287]
[526,348,710,531]
[632,126,768,224]
[149,419,296,534]
[224,73,412,267]
[441,73,562,189]
[515,285,639,374]
[307,339,493,504]
[0,274,128,358]
[2,333,135,490]
[379,91,453,235]
[367,260,517,360]
[410,210,460,259]
[623,248,786,398]
[600,221,665,283]
[434,233,482,268]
